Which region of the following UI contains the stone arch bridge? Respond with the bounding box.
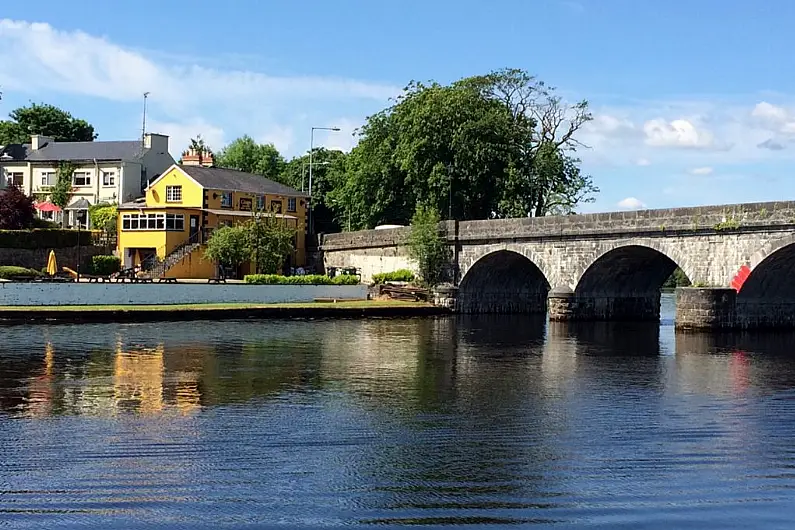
[321,201,795,329]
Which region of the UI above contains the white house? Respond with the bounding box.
[0,133,175,227]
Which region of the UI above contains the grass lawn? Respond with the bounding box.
[0,300,430,312]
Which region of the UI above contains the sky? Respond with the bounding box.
[2,0,795,213]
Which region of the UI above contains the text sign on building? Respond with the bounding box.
[239,197,253,211]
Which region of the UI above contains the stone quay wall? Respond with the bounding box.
[0,246,105,272]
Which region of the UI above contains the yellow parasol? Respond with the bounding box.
[46,250,57,276]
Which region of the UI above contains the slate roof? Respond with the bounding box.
[24,141,147,162]
[178,165,308,197]
[0,144,31,161]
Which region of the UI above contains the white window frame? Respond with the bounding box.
[72,171,91,187]
[121,213,173,231]
[166,185,182,203]
[7,172,23,188]
[40,172,56,187]
[287,197,297,213]
[256,195,265,211]
[102,171,116,187]
[220,191,233,208]
[165,213,185,231]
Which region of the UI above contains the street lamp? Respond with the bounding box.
[301,161,330,193]
[308,126,340,234]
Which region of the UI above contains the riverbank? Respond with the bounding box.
[0,300,449,324]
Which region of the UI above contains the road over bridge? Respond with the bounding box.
[321,200,795,329]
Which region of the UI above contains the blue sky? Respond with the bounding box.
[2,0,795,213]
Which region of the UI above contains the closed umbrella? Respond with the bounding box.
[46,250,57,276]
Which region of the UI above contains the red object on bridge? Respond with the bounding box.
[730,264,751,292]
[34,201,62,213]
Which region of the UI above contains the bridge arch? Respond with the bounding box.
[458,250,551,313]
[573,243,691,321]
[740,235,795,300]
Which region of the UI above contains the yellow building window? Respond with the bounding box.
[166,185,182,202]
[287,197,297,212]
[220,191,233,208]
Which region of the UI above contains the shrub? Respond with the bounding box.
[372,269,415,284]
[0,266,42,279]
[244,274,360,285]
[89,255,121,275]
[31,218,60,229]
[0,229,93,249]
[0,186,36,229]
[408,205,449,286]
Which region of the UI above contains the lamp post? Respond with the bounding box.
[308,127,340,234]
[301,161,330,193]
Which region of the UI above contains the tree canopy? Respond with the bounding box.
[0,103,97,145]
[215,136,287,184]
[0,186,35,230]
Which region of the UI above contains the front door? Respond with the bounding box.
[190,215,200,241]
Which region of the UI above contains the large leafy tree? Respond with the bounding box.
[281,147,348,233]
[0,103,97,144]
[204,225,251,271]
[248,215,296,274]
[328,69,597,229]
[216,136,286,183]
[0,186,35,229]
[407,205,450,286]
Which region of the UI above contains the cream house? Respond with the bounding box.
[0,134,175,227]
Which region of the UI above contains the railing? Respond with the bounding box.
[140,231,203,278]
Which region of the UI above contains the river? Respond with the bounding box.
[2,293,795,528]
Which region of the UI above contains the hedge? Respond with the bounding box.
[372,269,415,284]
[0,229,94,249]
[89,255,121,276]
[0,266,43,279]
[244,274,360,285]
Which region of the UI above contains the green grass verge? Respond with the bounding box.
[0,300,429,312]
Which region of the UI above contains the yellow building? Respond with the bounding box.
[116,152,308,279]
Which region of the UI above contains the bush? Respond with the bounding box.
[0,266,42,279]
[0,187,36,229]
[89,255,121,275]
[0,229,94,249]
[372,269,415,284]
[244,274,360,285]
[31,218,60,229]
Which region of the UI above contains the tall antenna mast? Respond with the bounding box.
[141,92,150,142]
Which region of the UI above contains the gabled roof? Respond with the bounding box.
[25,141,147,162]
[176,165,308,197]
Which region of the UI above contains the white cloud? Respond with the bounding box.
[258,126,295,154]
[147,118,225,157]
[643,118,716,148]
[0,19,399,157]
[617,197,646,210]
[688,166,714,175]
[751,102,790,127]
[636,157,651,166]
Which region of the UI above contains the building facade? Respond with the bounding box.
[116,150,308,279]
[0,134,174,227]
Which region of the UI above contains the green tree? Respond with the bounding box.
[0,103,97,144]
[50,162,76,225]
[663,267,691,289]
[89,203,118,234]
[407,205,450,286]
[458,68,596,217]
[204,225,251,271]
[248,214,297,274]
[281,147,347,233]
[216,136,286,183]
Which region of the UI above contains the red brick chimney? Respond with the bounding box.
[181,147,215,167]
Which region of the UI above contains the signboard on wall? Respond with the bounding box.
[239,197,253,211]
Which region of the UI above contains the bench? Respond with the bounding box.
[208,277,226,284]
[158,277,178,283]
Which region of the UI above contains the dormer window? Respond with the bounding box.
[166,185,182,202]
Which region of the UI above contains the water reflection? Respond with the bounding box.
[2,313,795,527]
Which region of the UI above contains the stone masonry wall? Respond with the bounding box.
[0,245,105,272]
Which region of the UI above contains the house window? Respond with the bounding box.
[166,185,182,202]
[121,213,174,231]
[6,173,23,188]
[72,171,91,186]
[102,171,116,187]
[270,201,283,214]
[220,191,233,208]
[165,214,185,231]
[257,195,265,211]
[287,197,297,213]
[41,172,55,187]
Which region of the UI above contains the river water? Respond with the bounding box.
[2,294,795,528]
